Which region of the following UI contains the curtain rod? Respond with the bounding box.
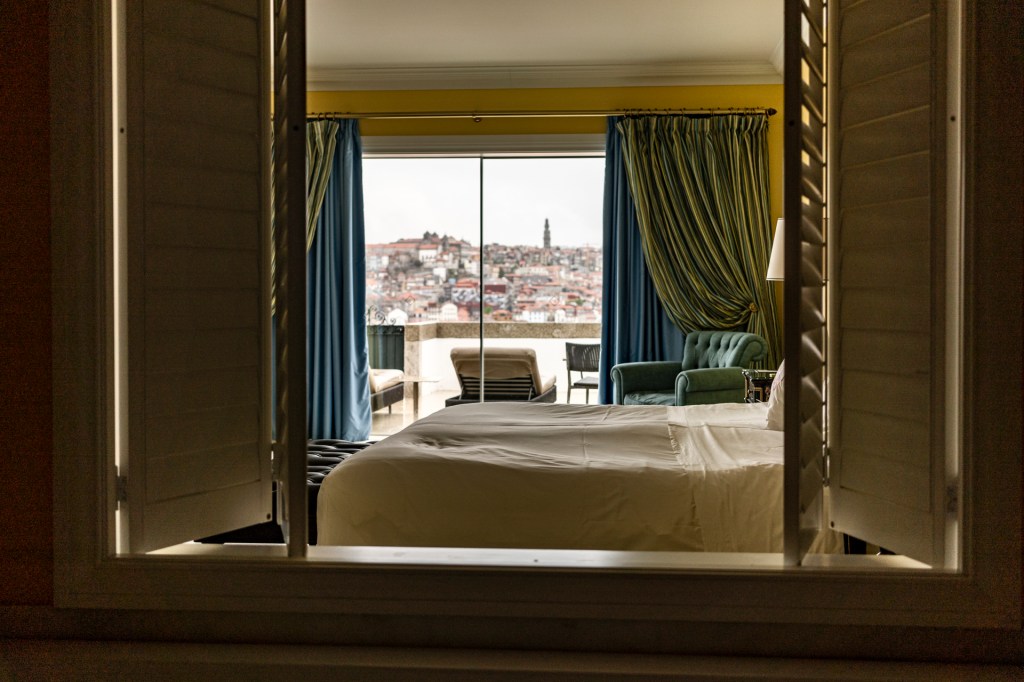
[305,107,777,121]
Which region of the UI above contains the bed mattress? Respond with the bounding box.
[318,402,805,552]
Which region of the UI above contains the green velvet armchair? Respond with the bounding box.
[610,331,769,406]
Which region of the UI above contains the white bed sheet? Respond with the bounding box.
[318,401,809,552]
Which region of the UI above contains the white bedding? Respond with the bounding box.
[318,401,827,552]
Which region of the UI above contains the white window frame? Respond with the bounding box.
[51,0,1020,638]
[360,140,607,381]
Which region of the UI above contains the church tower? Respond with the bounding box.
[543,218,551,249]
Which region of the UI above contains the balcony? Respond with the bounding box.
[370,321,601,437]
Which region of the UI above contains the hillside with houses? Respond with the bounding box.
[366,228,602,324]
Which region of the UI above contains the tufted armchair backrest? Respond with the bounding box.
[680,331,768,370]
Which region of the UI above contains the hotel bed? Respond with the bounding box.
[318,401,838,553]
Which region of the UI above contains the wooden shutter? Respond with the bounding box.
[826,0,954,567]
[783,0,829,565]
[273,0,308,556]
[123,0,272,552]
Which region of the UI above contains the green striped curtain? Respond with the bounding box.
[270,118,341,310]
[616,114,781,367]
[304,119,340,248]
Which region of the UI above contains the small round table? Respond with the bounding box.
[742,369,777,403]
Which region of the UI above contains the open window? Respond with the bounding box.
[52,0,1019,631]
[110,0,964,565]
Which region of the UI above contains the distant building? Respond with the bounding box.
[483,279,508,294]
[439,303,458,322]
[543,218,551,249]
[491,309,513,322]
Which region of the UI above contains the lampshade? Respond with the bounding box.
[766,218,785,281]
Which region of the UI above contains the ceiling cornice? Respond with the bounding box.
[769,38,785,76]
[307,61,784,91]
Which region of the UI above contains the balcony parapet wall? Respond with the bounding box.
[395,322,602,396]
[403,321,601,342]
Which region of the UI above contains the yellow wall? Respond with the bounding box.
[308,84,784,223]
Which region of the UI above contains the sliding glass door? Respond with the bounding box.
[363,154,603,433]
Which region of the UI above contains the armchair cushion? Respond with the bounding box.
[675,367,746,406]
[623,390,677,406]
[610,361,682,405]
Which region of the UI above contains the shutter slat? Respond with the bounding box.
[146,367,260,415]
[143,483,269,545]
[841,450,930,512]
[146,121,259,173]
[801,155,826,201]
[840,0,930,45]
[145,247,259,290]
[144,0,259,54]
[800,298,824,336]
[146,405,259,457]
[839,64,931,129]
[842,197,930,247]
[841,287,932,332]
[147,206,259,250]
[146,164,260,209]
[799,335,824,372]
[146,289,260,331]
[841,371,930,424]
[799,207,825,244]
[841,330,930,375]
[843,411,929,467]
[148,329,262,373]
[841,241,931,288]
[840,18,931,85]
[144,76,260,132]
[840,107,930,167]
[143,33,258,96]
[147,444,260,503]
[840,152,931,207]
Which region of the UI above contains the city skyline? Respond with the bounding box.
[362,156,605,248]
[365,230,603,325]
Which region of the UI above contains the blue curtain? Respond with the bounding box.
[307,120,371,440]
[599,117,685,404]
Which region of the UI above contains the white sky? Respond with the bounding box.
[362,157,605,248]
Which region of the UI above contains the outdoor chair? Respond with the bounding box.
[565,342,600,404]
[445,347,557,406]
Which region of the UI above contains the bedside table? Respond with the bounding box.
[742,368,777,403]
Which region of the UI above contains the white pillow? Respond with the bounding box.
[765,361,785,431]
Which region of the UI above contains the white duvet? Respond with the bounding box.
[317,401,817,552]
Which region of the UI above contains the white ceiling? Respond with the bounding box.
[306,0,784,90]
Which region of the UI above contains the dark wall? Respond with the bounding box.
[0,0,53,605]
